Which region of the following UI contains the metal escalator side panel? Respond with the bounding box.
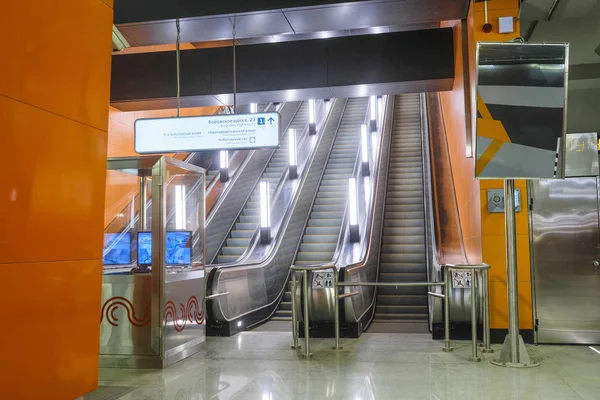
[209,99,348,324]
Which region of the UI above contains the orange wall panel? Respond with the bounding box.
[0,96,107,264]
[0,0,112,397]
[489,281,534,329]
[0,0,113,132]
[0,260,102,399]
[473,0,521,43]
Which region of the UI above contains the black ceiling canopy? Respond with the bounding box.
[110,28,455,111]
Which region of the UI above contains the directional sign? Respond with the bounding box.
[134,112,281,154]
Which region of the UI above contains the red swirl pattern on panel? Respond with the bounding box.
[100,296,151,327]
[165,296,205,332]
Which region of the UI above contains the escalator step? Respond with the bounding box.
[375,94,429,326]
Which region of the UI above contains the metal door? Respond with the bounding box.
[531,178,600,344]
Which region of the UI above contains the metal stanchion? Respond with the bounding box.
[482,269,494,354]
[302,270,312,358]
[443,266,453,352]
[333,269,342,350]
[291,272,300,350]
[470,267,481,362]
[139,177,147,231]
[492,179,539,368]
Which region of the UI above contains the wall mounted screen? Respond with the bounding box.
[135,112,281,154]
[137,231,193,266]
[137,231,152,266]
[103,233,131,265]
[475,42,569,179]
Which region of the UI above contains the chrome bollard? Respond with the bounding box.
[482,269,494,354]
[333,269,342,350]
[291,272,300,350]
[302,270,312,358]
[470,268,481,362]
[443,266,453,352]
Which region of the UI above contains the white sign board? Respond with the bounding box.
[451,270,472,289]
[134,112,281,154]
[313,270,335,289]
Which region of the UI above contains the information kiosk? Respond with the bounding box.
[100,156,206,368]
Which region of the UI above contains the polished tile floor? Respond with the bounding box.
[98,323,600,400]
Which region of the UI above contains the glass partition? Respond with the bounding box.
[101,156,206,368]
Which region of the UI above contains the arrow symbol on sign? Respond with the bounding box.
[268,117,275,125]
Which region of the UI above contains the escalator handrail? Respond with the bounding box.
[420,93,442,275]
[208,101,303,264]
[206,99,347,322]
[210,100,325,266]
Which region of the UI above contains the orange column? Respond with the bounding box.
[440,0,531,331]
[0,0,113,398]
[469,0,533,330]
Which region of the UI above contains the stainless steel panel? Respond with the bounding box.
[231,12,294,39]
[531,177,600,344]
[116,1,467,47]
[100,274,155,356]
[564,132,599,177]
[120,16,234,46]
[285,0,465,33]
[164,272,205,353]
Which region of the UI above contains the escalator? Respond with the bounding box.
[214,102,310,264]
[207,94,472,339]
[272,97,369,321]
[372,93,429,330]
[266,94,430,336]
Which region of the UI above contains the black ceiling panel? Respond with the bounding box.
[111,28,455,108]
[235,40,329,92]
[327,28,454,86]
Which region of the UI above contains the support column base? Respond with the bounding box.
[491,334,540,368]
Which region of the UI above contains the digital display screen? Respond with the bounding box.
[103,233,131,265]
[137,232,153,266]
[166,231,192,265]
[137,231,192,266]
